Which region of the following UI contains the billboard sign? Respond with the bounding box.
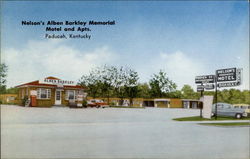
[216,68,236,82]
[204,84,214,90]
[236,68,242,84]
[39,79,75,86]
[197,85,204,92]
[217,81,240,88]
[195,75,215,84]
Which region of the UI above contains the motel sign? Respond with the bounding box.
[195,67,243,120]
[216,68,236,82]
[195,68,242,90]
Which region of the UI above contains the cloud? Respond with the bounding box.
[145,51,249,91]
[3,42,248,91]
[4,40,117,87]
[146,51,206,89]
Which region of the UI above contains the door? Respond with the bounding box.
[55,90,62,105]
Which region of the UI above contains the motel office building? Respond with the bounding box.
[16,77,86,107]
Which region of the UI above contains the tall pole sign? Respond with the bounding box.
[214,68,242,119]
[195,68,242,120]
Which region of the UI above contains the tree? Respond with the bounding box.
[78,68,102,99]
[6,87,18,94]
[217,89,230,103]
[98,65,118,104]
[228,89,243,104]
[149,70,177,98]
[123,68,139,106]
[114,67,128,105]
[220,89,243,104]
[242,90,250,104]
[167,90,182,98]
[0,63,8,94]
[181,85,198,99]
[137,83,151,98]
[111,66,126,102]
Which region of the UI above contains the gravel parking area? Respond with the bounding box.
[1,105,249,159]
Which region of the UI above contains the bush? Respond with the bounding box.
[110,102,115,106]
[82,100,87,108]
[22,95,29,106]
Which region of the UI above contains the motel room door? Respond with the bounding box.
[55,90,62,105]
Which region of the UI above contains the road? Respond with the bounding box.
[1,105,249,159]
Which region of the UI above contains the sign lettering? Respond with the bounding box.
[39,78,75,86]
[195,75,215,84]
[216,68,236,82]
[217,82,240,88]
[197,85,204,92]
[204,84,214,90]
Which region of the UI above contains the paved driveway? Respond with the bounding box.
[1,105,249,159]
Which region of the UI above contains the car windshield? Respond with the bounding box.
[213,103,233,108]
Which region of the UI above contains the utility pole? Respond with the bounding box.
[215,74,218,120]
[200,83,203,118]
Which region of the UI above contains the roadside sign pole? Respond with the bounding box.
[201,84,204,97]
[200,84,203,118]
[215,74,217,120]
[196,68,242,120]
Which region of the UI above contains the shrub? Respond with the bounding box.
[22,95,29,106]
[110,102,115,106]
[82,100,87,108]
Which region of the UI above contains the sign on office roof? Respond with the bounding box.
[39,77,75,86]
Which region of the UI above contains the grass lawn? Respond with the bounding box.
[199,122,250,127]
[110,106,145,109]
[173,116,250,121]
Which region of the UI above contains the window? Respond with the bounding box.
[65,90,75,100]
[75,90,84,99]
[37,88,51,99]
[65,90,84,100]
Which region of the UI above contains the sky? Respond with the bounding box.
[1,1,249,90]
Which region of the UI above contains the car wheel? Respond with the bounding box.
[235,113,242,119]
[211,112,215,117]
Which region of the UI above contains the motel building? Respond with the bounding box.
[13,76,201,109]
[16,77,86,107]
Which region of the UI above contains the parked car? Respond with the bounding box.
[211,103,248,119]
[87,99,109,108]
[233,104,250,117]
[245,108,250,117]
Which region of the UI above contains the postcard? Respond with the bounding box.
[1,1,249,159]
